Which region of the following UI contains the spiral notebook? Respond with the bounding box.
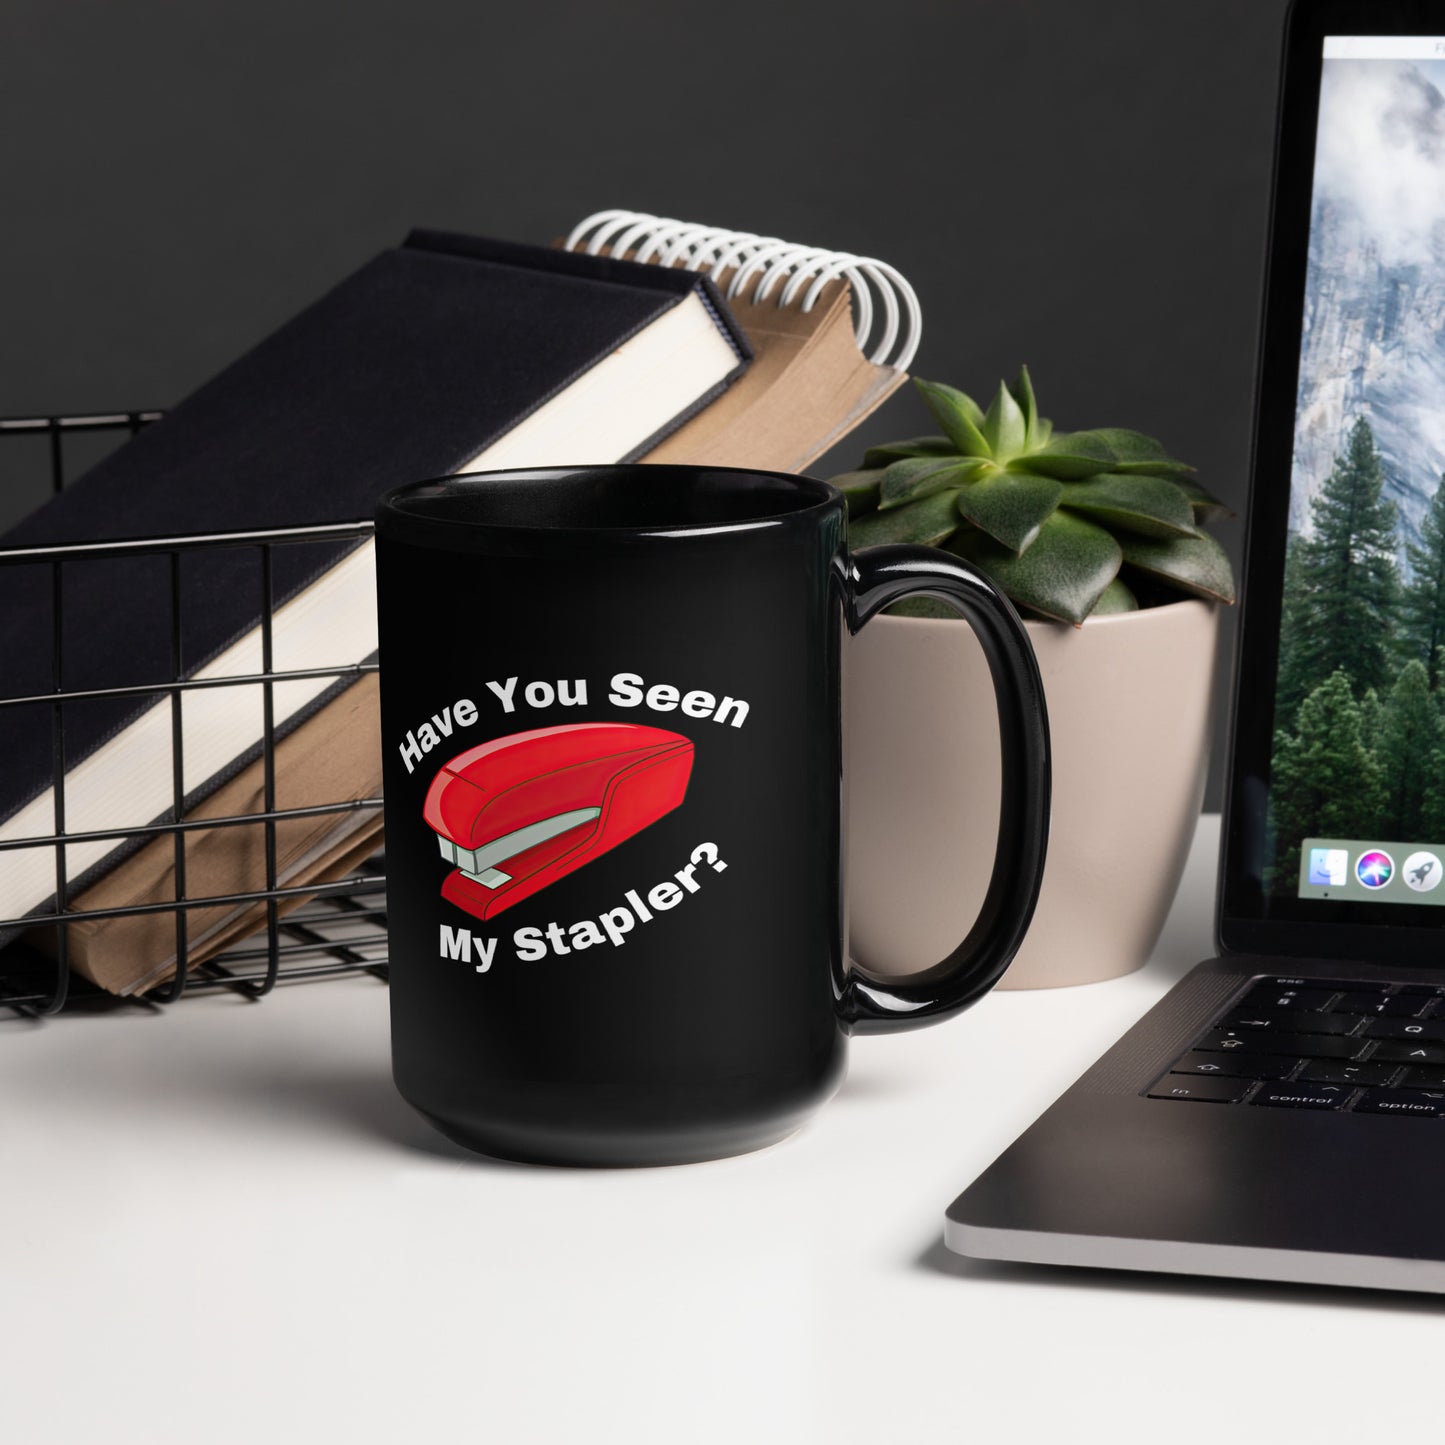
[563,211,921,473]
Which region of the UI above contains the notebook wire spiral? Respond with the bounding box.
[564,210,922,372]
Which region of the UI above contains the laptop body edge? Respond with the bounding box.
[942,1214,1445,1295]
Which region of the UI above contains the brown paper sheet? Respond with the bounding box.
[646,277,903,472]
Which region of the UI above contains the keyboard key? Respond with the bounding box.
[1355,1088,1445,1117]
[1241,984,1337,1011]
[1369,1041,1445,1065]
[1250,1082,1352,1110]
[1372,995,1433,1017]
[1364,1018,1445,1041]
[1221,1008,1360,1035]
[1297,1061,1398,1087]
[1197,1030,1366,1059]
[1334,992,1423,1017]
[1170,1052,1298,1079]
[1149,1076,1253,1102]
[1403,1066,1445,1088]
[1396,985,1445,999]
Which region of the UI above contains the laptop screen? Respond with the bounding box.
[1267,33,1445,912]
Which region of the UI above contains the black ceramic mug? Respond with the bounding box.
[374,465,1049,1166]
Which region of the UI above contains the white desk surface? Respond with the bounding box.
[4,813,1441,1444]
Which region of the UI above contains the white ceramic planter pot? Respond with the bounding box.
[844,598,1220,989]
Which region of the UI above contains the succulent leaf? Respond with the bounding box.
[1015,428,1194,479]
[953,470,1064,554]
[1013,430,1120,479]
[921,380,986,428]
[913,379,992,457]
[1119,531,1236,603]
[950,511,1124,625]
[832,469,883,517]
[1091,577,1139,614]
[980,380,1028,461]
[862,435,956,469]
[1008,366,1040,446]
[848,488,962,547]
[1173,476,1235,522]
[878,457,986,510]
[1058,472,1200,540]
[1082,428,1195,475]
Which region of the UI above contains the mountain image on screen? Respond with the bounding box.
[1268,53,1445,892]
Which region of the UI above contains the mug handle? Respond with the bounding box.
[838,544,1052,1034]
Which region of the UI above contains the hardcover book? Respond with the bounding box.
[1,230,750,985]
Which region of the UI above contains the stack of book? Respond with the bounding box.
[0,210,920,995]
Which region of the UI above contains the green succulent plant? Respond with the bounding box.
[832,369,1236,625]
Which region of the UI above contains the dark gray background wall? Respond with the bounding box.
[1,0,1291,804]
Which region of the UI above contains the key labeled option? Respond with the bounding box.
[1355,1089,1445,1117]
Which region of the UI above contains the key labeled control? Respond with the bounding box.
[1250,1082,1351,1110]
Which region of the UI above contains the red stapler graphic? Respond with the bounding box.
[424,722,694,921]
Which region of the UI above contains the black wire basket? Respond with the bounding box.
[0,411,388,1018]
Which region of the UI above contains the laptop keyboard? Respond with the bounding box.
[1148,977,1445,1115]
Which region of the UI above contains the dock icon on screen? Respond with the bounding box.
[1308,847,1349,887]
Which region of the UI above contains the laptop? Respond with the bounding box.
[944,0,1445,1294]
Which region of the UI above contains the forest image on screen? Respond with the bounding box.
[1269,50,1445,894]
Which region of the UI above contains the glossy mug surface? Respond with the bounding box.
[374,465,1049,1166]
